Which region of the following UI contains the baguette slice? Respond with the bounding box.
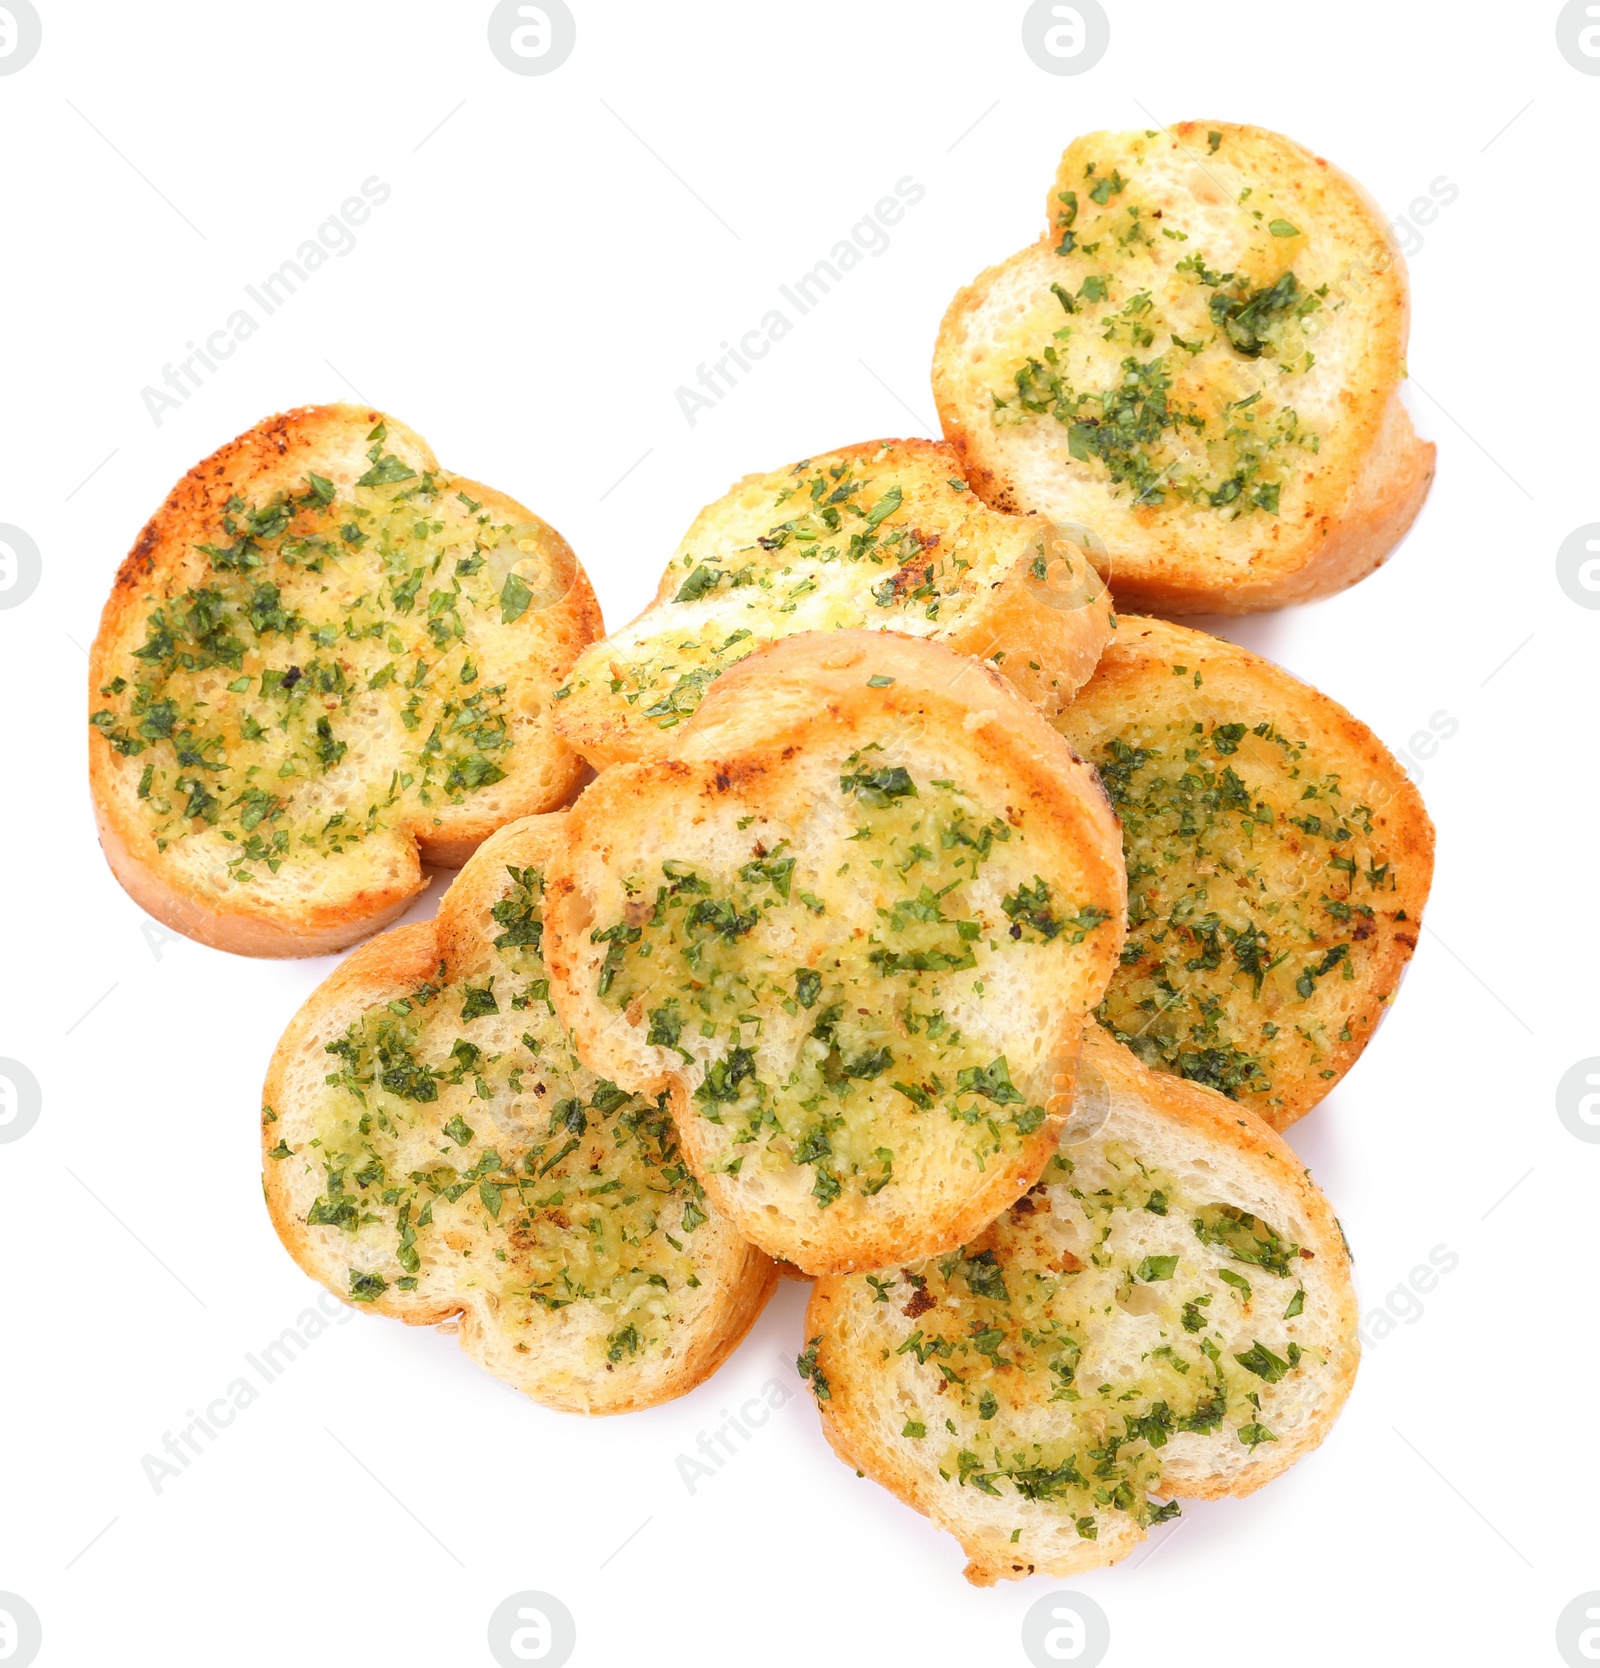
[551,438,1112,771]
[804,1026,1359,1584]
[89,405,602,957]
[1056,616,1433,1128]
[263,813,776,1414]
[933,122,1434,614]
[544,630,1126,1275]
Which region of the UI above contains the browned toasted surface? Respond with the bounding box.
[933,122,1434,613]
[551,438,1112,771]
[1056,616,1433,1128]
[805,1028,1359,1583]
[544,630,1127,1275]
[262,813,775,1413]
[89,405,602,957]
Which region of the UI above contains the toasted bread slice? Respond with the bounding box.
[933,122,1434,614]
[89,406,602,957]
[1055,616,1432,1128]
[263,813,775,1414]
[804,1026,1359,1584]
[550,438,1112,771]
[544,631,1126,1276]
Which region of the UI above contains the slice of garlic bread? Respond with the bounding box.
[550,438,1112,771]
[544,631,1126,1275]
[803,1026,1359,1584]
[263,813,775,1414]
[1056,616,1432,1128]
[933,122,1434,614]
[90,406,602,957]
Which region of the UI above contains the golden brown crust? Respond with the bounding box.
[805,1028,1360,1583]
[933,122,1435,615]
[261,813,776,1414]
[938,521,1115,713]
[1057,616,1434,1128]
[550,437,1113,773]
[89,406,603,958]
[661,1034,1081,1277]
[90,786,424,957]
[1081,1034,1360,1497]
[1232,388,1433,614]
[545,630,1126,1275]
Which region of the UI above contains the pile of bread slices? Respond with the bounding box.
[87,124,1434,1585]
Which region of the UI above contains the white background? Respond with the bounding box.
[1,3,1595,1665]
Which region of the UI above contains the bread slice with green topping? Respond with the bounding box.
[803,1026,1359,1584]
[933,122,1434,614]
[550,438,1112,771]
[89,406,602,957]
[263,813,775,1414]
[1055,615,1432,1128]
[544,630,1126,1275]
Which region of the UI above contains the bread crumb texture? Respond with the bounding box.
[934,123,1432,612]
[548,632,1126,1274]
[89,405,600,954]
[1056,617,1432,1128]
[806,1030,1358,1583]
[263,815,773,1414]
[553,437,1109,769]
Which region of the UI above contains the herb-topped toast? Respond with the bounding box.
[933,122,1434,613]
[263,813,775,1413]
[550,438,1113,771]
[544,630,1127,1275]
[802,1026,1359,1583]
[1055,615,1433,1127]
[89,406,602,956]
